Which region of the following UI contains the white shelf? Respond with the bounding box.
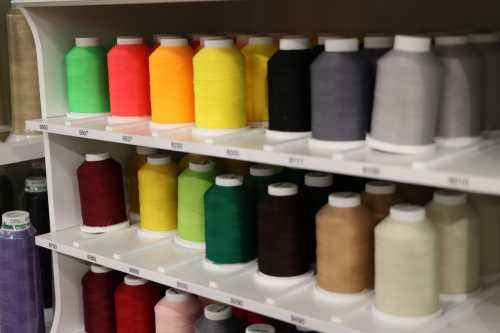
[0,136,44,165]
[27,116,500,195]
[12,0,232,7]
[37,225,500,333]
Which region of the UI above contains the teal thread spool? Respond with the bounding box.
[246,164,280,201]
[65,37,110,116]
[204,174,256,265]
[176,159,216,249]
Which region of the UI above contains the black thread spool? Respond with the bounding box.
[267,36,313,136]
[0,169,13,216]
[23,176,52,309]
[301,172,333,262]
[257,183,310,277]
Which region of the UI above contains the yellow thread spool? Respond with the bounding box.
[193,38,246,132]
[241,36,277,125]
[138,154,178,237]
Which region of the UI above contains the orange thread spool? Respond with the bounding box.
[150,37,195,126]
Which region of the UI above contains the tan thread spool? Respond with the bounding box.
[426,190,480,295]
[6,9,41,140]
[316,192,376,293]
[375,204,440,318]
[361,181,399,223]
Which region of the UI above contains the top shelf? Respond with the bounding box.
[12,0,232,7]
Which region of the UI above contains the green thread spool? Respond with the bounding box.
[65,37,110,116]
[205,174,256,265]
[176,159,216,249]
[246,164,280,201]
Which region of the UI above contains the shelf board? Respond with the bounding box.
[12,0,233,7]
[37,225,500,333]
[0,136,44,165]
[27,116,500,195]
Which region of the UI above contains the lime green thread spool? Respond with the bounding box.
[176,159,216,249]
[246,164,280,201]
[65,37,110,116]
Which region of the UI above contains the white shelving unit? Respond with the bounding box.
[0,136,44,165]
[15,0,500,332]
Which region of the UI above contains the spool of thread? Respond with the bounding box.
[107,36,151,120]
[77,152,128,233]
[177,159,216,248]
[155,288,203,333]
[361,181,398,223]
[179,153,224,172]
[138,154,178,237]
[0,170,13,216]
[236,34,252,49]
[246,164,280,201]
[194,304,242,333]
[193,38,246,134]
[316,192,376,295]
[223,159,250,175]
[0,211,45,333]
[205,174,256,264]
[311,34,336,58]
[23,176,52,309]
[126,146,158,222]
[65,37,110,116]
[374,204,440,319]
[434,35,482,147]
[468,33,500,134]
[246,324,275,333]
[150,37,195,128]
[268,36,313,135]
[469,194,500,278]
[426,190,480,295]
[396,183,435,206]
[241,36,277,125]
[302,172,333,262]
[368,35,444,154]
[278,168,306,186]
[310,38,371,150]
[82,264,121,333]
[258,183,310,277]
[6,8,42,142]
[115,275,161,333]
[153,34,181,48]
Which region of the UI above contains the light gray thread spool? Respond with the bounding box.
[468,33,500,135]
[309,38,370,151]
[194,304,242,333]
[434,35,482,148]
[368,35,444,154]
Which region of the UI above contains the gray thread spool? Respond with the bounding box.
[194,304,242,333]
[309,38,370,151]
[246,323,275,333]
[434,35,482,148]
[468,33,500,135]
[368,35,444,154]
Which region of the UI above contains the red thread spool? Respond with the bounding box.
[77,152,127,233]
[107,36,151,118]
[115,275,162,333]
[82,264,122,333]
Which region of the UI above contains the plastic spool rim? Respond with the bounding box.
[325,37,359,52]
[85,152,110,162]
[204,38,233,48]
[390,204,425,223]
[165,288,190,302]
[75,37,100,47]
[308,137,365,151]
[248,36,273,45]
[2,210,30,230]
[117,36,143,45]
[295,326,313,332]
[124,275,147,286]
[318,34,338,45]
[204,304,232,321]
[365,181,396,195]
[366,134,436,155]
[329,192,360,208]
[147,154,171,165]
[216,174,243,187]
[433,190,466,205]
[468,33,499,44]
[136,146,157,155]
[268,182,298,196]
[279,36,310,50]
[25,176,47,193]
[160,37,188,47]
[394,35,431,52]
[90,264,111,274]
[305,172,333,187]
[250,164,276,177]
[189,159,215,173]
[154,34,180,43]
[435,136,481,148]
[364,35,394,49]
[314,284,372,304]
[435,35,468,46]
[372,305,443,326]
[246,324,276,333]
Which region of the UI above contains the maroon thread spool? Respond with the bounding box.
[77,152,128,233]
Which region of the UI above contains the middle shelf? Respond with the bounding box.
[28,116,500,196]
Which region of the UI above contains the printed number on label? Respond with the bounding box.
[86,254,97,262]
[176,281,189,290]
[362,166,381,176]
[39,124,49,131]
[122,135,133,143]
[290,315,305,325]
[448,176,469,188]
[129,267,140,275]
[226,149,240,157]
[78,129,89,137]
[288,157,304,166]
[48,242,57,250]
[171,141,183,150]
[230,297,244,306]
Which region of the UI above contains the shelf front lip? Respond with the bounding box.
[27,117,500,196]
[0,137,44,165]
[12,0,234,7]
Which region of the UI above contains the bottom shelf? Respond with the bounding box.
[37,225,500,333]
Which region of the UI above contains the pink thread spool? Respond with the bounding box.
[155,288,203,333]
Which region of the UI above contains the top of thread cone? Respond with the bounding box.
[117,36,143,45]
[154,34,181,43]
[75,37,100,47]
[305,172,333,187]
[394,35,431,52]
[250,164,277,177]
[216,174,243,187]
[91,264,111,273]
[329,192,360,208]
[204,304,232,321]
[204,38,234,48]
[160,37,188,47]
[433,190,466,205]
[136,146,157,155]
[124,275,147,286]
[365,181,396,195]
[279,36,310,50]
[189,159,214,173]
[246,324,276,333]
[325,38,359,52]
[147,154,171,165]
[165,288,191,302]
[85,152,110,162]
[468,33,499,43]
[25,176,47,193]
[435,35,468,46]
[2,211,30,231]
[268,182,298,196]
[248,36,273,45]
[363,35,394,49]
[390,204,425,222]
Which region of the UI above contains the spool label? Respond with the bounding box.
[290,314,306,325]
[86,254,97,262]
[226,149,240,157]
[48,242,58,250]
[78,129,89,137]
[230,297,244,306]
[448,176,469,188]
[362,165,380,176]
[176,281,189,291]
[129,267,140,275]
[170,141,184,150]
[288,157,304,167]
[122,135,133,143]
[39,124,49,131]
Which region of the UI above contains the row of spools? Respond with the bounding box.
[76,145,500,324]
[66,31,500,153]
